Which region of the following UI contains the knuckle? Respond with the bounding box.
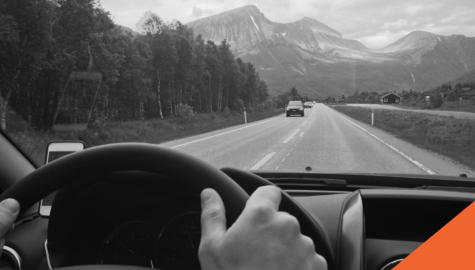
[312,253,328,269]
[301,235,316,252]
[201,207,224,223]
[278,213,301,234]
[259,185,279,193]
[260,185,281,197]
[248,203,274,221]
[0,213,11,229]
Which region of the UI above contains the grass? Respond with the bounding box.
[4,108,284,166]
[397,99,475,113]
[333,105,475,171]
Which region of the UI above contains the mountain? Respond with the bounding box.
[186,5,475,98]
[116,25,140,37]
[136,11,154,33]
[431,69,475,91]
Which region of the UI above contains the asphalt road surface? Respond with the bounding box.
[161,104,475,177]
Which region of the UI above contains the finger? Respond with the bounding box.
[245,185,282,211]
[0,199,20,237]
[200,189,226,242]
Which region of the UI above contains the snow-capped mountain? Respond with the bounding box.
[187,5,371,60]
[184,5,475,97]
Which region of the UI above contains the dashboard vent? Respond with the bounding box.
[381,258,403,270]
[1,246,22,270]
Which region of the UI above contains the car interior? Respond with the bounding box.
[1,132,474,270]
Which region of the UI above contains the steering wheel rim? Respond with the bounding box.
[0,143,334,270]
[0,143,249,224]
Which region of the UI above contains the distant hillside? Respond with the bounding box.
[427,69,475,92]
[448,69,475,86]
[116,25,140,37]
[183,5,475,98]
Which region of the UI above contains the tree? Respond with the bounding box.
[430,92,444,108]
[1,1,273,131]
[0,0,54,131]
[446,91,458,102]
[144,15,178,118]
[290,87,298,99]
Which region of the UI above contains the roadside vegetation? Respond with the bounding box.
[1,0,289,166]
[332,106,475,171]
[1,0,269,132]
[7,108,283,166]
[397,98,475,113]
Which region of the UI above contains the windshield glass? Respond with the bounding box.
[289,101,302,106]
[1,0,474,178]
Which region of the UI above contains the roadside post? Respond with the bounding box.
[244,108,247,124]
[371,108,374,126]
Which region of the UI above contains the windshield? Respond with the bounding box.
[1,0,474,178]
[289,101,302,106]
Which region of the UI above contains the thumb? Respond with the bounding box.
[0,199,20,237]
[200,189,226,242]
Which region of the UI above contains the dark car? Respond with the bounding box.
[286,101,304,117]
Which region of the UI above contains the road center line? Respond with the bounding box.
[299,132,305,137]
[336,113,437,175]
[251,152,276,170]
[283,128,301,144]
[171,117,278,148]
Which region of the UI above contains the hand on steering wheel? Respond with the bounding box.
[199,186,327,270]
[0,144,334,269]
[0,199,19,256]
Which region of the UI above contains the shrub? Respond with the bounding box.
[446,92,458,102]
[175,103,194,118]
[430,93,443,108]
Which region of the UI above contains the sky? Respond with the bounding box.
[98,0,475,49]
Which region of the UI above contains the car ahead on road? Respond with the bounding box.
[304,102,313,108]
[286,101,305,117]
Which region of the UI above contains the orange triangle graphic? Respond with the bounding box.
[394,201,475,269]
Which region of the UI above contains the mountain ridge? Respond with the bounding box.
[137,6,475,98]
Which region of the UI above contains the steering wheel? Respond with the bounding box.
[0,143,335,270]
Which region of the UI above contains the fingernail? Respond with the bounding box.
[0,199,20,214]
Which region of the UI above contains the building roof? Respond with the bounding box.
[380,93,401,98]
[460,89,475,96]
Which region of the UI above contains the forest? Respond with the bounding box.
[0,0,269,131]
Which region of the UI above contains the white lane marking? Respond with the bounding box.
[286,153,290,156]
[251,152,276,170]
[299,132,305,137]
[283,128,301,143]
[300,121,308,127]
[337,114,437,175]
[282,158,285,162]
[276,166,279,169]
[171,117,279,148]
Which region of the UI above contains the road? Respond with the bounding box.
[160,104,475,177]
[347,104,475,120]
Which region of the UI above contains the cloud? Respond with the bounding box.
[404,5,424,15]
[189,6,213,19]
[191,6,203,18]
[97,0,475,48]
[382,19,409,30]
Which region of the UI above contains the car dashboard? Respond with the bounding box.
[2,171,474,270]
